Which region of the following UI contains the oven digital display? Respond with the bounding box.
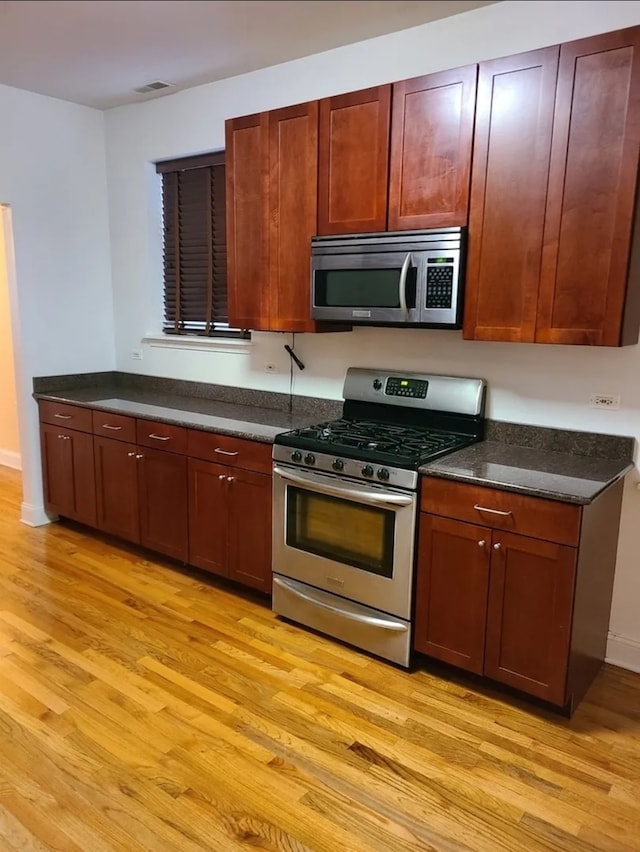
[385,377,429,399]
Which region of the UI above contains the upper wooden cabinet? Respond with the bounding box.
[537,27,640,345]
[268,101,319,332]
[388,66,477,231]
[317,71,476,236]
[318,86,391,235]
[226,112,270,331]
[463,47,559,342]
[226,102,324,332]
[464,26,640,346]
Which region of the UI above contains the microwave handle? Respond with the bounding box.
[399,253,411,314]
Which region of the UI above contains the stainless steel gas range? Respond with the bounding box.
[271,367,486,667]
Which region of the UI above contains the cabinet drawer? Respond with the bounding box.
[187,429,272,473]
[92,410,136,442]
[420,478,581,547]
[39,400,93,433]
[136,420,187,454]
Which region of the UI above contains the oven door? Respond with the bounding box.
[272,463,417,620]
[311,250,423,324]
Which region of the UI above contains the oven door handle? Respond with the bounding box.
[273,465,414,506]
[273,576,409,632]
[399,252,411,314]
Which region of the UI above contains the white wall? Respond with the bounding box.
[0,85,115,523]
[105,0,640,670]
[0,206,20,469]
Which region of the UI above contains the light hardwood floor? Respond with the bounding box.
[0,465,639,851]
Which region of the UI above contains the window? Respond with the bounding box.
[156,153,246,338]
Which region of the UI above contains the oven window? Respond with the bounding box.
[315,268,417,308]
[286,487,395,577]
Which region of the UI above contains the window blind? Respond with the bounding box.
[156,152,241,336]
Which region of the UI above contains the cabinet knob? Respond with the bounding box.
[127,452,136,457]
[226,476,235,483]
[135,454,144,460]
[493,542,502,550]
[478,539,486,547]
[57,434,70,440]
[218,474,226,481]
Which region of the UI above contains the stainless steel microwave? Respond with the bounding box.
[310,227,466,327]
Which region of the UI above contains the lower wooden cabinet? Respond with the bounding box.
[416,477,624,711]
[189,435,271,592]
[40,421,96,527]
[39,403,273,594]
[94,436,139,543]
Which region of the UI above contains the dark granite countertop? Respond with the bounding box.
[420,441,633,504]
[33,377,341,444]
[34,371,635,504]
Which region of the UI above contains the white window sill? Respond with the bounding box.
[142,334,252,354]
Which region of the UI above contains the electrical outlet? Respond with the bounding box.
[131,349,143,361]
[264,363,278,373]
[590,393,620,410]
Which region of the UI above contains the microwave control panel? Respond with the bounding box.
[425,258,454,309]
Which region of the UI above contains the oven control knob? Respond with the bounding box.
[291,450,302,462]
[373,379,383,390]
[304,453,316,465]
[332,459,344,471]
[377,468,390,481]
[362,465,374,478]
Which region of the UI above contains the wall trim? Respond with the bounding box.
[20,502,52,527]
[0,449,21,470]
[606,632,640,674]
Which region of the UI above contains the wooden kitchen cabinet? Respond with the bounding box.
[226,112,270,330]
[226,102,325,332]
[388,66,477,231]
[415,513,489,675]
[187,430,272,593]
[484,530,577,705]
[416,476,624,711]
[318,86,391,235]
[317,73,477,236]
[40,420,96,527]
[93,415,188,562]
[465,26,640,346]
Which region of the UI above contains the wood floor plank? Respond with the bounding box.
[1,464,640,851]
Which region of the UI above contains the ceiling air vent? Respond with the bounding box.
[133,81,175,95]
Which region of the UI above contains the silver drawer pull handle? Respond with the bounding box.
[148,433,171,441]
[54,413,72,419]
[214,448,239,456]
[473,504,513,517]
[102,424,122,431]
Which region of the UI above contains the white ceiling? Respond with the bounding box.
[0,0,499,110]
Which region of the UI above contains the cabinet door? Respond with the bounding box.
[318,86,391,234]
[187,458,229,578]
[138,448,188,562]
[537,27,640,345]
[268,101,319,332]
[389,66,477,231]
[40,424,96,526]
[225,113,270,330]
[485,531,577,705]
[463,48,559,342]
[227,468,272,593]
[414,514,490,675]
[94,437,139,543]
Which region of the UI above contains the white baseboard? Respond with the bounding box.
[606,633,640,674]
[0,450,21,470]
[20,502,53,527]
